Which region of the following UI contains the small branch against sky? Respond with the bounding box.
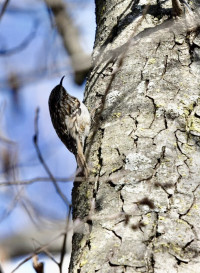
[33,107,71,207]
[0,176,73,186]
[0,18,39,56]
[58,205,71,273]
[0,186,25,224]
[0,0,10,21]
[10,232,65,273]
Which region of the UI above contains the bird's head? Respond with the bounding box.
[49,76,67,105]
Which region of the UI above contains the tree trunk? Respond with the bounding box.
[70,1,200,272]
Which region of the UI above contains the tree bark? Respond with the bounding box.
[70,0,200,272]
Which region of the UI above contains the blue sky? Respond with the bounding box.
[0,0,95,252]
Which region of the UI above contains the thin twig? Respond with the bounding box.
[59,230,67,273]
[42,249,58,265]
[11,208,72,273]
[10,201,129,273]
[11,255,34,273]
[59,205,71,273]
[0,135,16,145]
[0,18,39,55]
[11,233,64,273]
[33,107,71,207]
[0,187,24,223]
[20,198,40,227]
[0,177,74,186]
[0,0,10,21]
[32,238,59,265]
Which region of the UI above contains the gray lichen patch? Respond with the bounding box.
[125,152,152,171]
[106,89,121,107]
[123,152,156,181]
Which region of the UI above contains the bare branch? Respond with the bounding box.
[11,255,34,273]
[0,187,24,223]
[0,135,16,145]
[0,19,39,56]
[33,107,71,207]
[44,0,91,84]
[59,206,71,273]
[40,249,58,265]
[0,177,73,186]
[20,198,40,227]
[11,233,64,273]
[0,0,10,21]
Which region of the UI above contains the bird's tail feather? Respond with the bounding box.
[76,137,89,178]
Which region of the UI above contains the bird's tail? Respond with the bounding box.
[76,137,89,178]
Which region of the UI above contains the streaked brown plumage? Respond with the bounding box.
[48,76,91,177]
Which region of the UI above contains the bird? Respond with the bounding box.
[48,76,91,177]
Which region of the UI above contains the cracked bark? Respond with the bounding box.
[69,0,200,272]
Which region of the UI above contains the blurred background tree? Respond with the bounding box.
[0,0,95,272]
